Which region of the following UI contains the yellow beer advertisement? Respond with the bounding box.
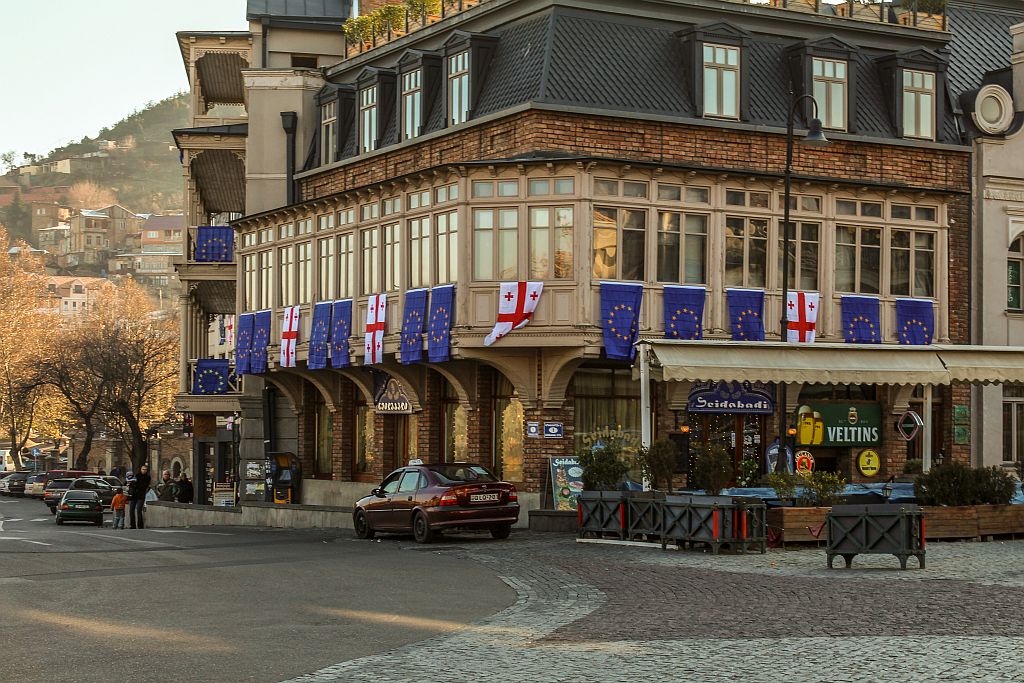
[796,403,882,447]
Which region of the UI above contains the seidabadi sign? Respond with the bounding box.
[687,381,775,415]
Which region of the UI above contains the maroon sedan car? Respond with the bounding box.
[353,461,519,543]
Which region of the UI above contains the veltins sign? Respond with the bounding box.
[796,403,882,447]
[375,377,413,414]
[688,381,774,415]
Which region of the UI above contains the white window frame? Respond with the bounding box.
[321,100,337,165]
[702,43,740,119]
[812,57,847,131]
[902,69,936,140]
[402,68,423,141]
[360,86,379,153]
[448,51,470,126]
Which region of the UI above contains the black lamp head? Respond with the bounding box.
[802,118,830,146]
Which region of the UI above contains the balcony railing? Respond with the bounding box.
[188,359,243,396]
[342,0,489,58]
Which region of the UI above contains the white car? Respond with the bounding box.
[0,473,15,495]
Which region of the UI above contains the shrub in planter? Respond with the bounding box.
[578,435,631,491]
[736,456,760,488]
[915,462,1016,506]
[798,471,846,507]
[973,466,1016,505]
[903,458,923,475]
[766,471,799,505]
[693,442,732,495]
[636,439,677,491]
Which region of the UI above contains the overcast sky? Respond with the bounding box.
[0,1,249,161]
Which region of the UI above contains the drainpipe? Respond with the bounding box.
[280,111,297,205]
[261,18,269,68]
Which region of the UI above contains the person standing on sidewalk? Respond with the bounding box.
[110,488,128,529]
[128,464,151,529]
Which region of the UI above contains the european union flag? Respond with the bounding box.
[307,302,333,370]
[250,309,272,374]
[330,299,352,368]
[400,289,428,365]
[600,282,643,361]
[896,298,934,345]
[663,286,705,340]
[194,226,234,262]
[727,289,765,341]
[193,359,230,395]
[841,296,881,344]
[427,285,454,363]
[235,313,254,374]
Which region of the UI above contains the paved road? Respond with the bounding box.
[0,496,514,683]
[5,493,1024,683]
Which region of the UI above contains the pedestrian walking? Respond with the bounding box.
[128,464,151,529]
[111,487,128,529]
[175,473,194,504]
[156,470,177,501]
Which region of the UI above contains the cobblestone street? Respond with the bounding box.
[286,534,1024,683]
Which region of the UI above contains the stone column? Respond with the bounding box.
[179,294,192,393]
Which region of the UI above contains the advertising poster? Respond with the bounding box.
[549,456,584,511]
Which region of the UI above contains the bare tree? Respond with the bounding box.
[67,180,117,209]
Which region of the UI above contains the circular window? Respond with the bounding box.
[973,85,1014,135]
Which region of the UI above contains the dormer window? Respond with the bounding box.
[402,69,423,140]
[321,101,338,164]
[812,58,847,130]
[449,51,470,125]
[902,70,935,140]
[360,86,378,153]
[703,44,740,119]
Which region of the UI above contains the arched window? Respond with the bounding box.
[1009,237,1023,311]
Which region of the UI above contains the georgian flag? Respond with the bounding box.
[484,281,543,346]
[786,291,819,344]
[364,294,387,364]
[280,305,300,367]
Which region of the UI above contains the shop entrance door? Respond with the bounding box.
[384,415,409,470]
[697,414,766,482]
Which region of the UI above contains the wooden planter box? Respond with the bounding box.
[974,505,1024,537]
[921,506,979,540]
[766,506,830,543]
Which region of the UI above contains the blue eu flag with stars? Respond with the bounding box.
[727,289,765,341]
[663,286,705,340]
[841,296,881,344]
[193,359,230,395]
[249,310,272,374]
[427,285,454,363]
[307,302,333,370]
[896,298,934,345]
[194,226,234,262]
[400,289,428,365]
[234,312,254,374]
[330,300,352,368]
[600,282,643,361]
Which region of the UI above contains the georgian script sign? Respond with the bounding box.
[375,377,413,414]
[687,381,775,415]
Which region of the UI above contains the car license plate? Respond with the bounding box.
[73,504,90,509]
[470,493,500,503]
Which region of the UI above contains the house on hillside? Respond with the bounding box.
[41,275,114,317]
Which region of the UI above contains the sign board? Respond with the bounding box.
[954,425,971,445]
[795,450,815,475]
[687,381,774,415]
[897,410,924,441]
[796,403,882,447]
[953,404,970,425]
[374,377,413,414]
[549,456,584,511]
[526,421,541,438]
[543,422,564,439]
[857,448,881,477]
[211,482,235,507]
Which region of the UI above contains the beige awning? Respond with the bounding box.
[641,340,1024,386]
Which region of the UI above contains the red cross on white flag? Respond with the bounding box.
[786,291,819,343]
[364,294,387,364]
[280,305,300,367]
[484,281,544,346]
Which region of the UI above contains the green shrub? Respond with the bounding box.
[915,462,1016,506]
[903,458,923,475]
[636,439,677,491]
[693,442,733,495]
[799,471,847,507]
[578,436,631,491]
[766,471,798,503]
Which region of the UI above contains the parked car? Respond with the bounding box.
[25,473,48,498]
[353,461,519,543]
[55,490,104,526]
[0,471,19,495]
[66,477,117,508]
[43,479,75,514]
[5,472,30,497]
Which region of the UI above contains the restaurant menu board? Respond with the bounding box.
[550,457,584,511]
[212,482,235,507]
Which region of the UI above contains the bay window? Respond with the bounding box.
[724,216,767,288]
[592,207,645,281]
[474,208,518,281]
[835,225,881,294]
[529,206,573,280]
[777,222,820,291]
[890,229,934,298]
[338,233,355,298]
[410,216,431,288]
[297,242,312,304]
[657,212,707,284]
[279,245,295,306]
[383,223,400,292]
[436,210,458,284]
[318,237,336,300]
[361,229,379,294]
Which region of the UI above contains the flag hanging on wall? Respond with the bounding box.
[194,226,234,262]
[841,296,881,344]
[307,302,333,370]
[427,285,454,363]
[400,289,428,365]
[193,359,230,395]
[599,281,643,361]
[484,281,543,346]
[896,298,934,345]
[250,309,272,374]
[280,305,300,368]
[218,315,227,345]
[330,299,352,368]
[234,312,254,375]
[663,286,705,340]
[364,294,387,364]
[225,314,234,347]
[786,291,819,343]
[726,289,765,341]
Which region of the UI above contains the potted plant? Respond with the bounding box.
[577,435,632,538]
[636,438,677,492]
[692,442,732,495]
[916,462,1020,538]
[371,4,407,40]
[766,471,845,544]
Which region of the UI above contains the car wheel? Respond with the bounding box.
[353,510,375,539]
[490,524,512,540]
[412,512,433,544]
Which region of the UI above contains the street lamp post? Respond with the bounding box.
[776,92,829,473]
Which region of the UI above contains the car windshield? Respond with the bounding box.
[429,464,497,484]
